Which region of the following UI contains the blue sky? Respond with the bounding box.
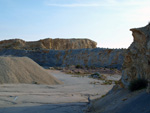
[0,0,150,48]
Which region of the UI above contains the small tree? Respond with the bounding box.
[128,78,148,92]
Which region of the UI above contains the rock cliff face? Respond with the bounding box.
[0,38,125,69]
[122,23,150,86]
[0,48,125,69]
[62,48,125,69]
[0,38,97,50]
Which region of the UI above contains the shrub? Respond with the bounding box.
[75,65,83,69]
[128,78,148,92]
[91,72,100,77]
[85,65,89,69]
[102,80,113,85]
[32,81,38,84]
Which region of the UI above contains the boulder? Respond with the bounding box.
[89,72,102,79]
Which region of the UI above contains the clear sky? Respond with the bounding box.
[0,0,150,48]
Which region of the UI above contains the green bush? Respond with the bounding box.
[75,65,83,69]
[128,78,148,92]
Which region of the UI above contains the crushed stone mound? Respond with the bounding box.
[0,56,63,85]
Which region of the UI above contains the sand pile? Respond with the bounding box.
[0,56,63,85]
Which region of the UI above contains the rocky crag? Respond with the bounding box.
[122,23,150,86]
[0,38,97,50]
[87,24,150,113]
[0,48,125,69]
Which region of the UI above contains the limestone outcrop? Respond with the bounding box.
[0,38,97,50]
[0,48,125,69]
[122,23,150,86]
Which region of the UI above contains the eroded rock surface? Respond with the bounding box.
[0,38,125,69]
[122,23,150,86]
[0,38,97,50]
[0,48,125,69]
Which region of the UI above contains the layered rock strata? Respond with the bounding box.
[0,48,125,69]
[0,38,97,50]
[122,23,150,86]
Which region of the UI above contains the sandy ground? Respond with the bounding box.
[0,57,62,85]
[0,70,121,113]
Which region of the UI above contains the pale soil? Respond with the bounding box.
[0,70,121,113]
[0,57,62,85]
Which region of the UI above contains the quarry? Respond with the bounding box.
[0,24,150,113]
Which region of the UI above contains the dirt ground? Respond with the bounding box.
[0,70,121,113]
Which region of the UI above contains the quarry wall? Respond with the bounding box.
[0,48,125,69]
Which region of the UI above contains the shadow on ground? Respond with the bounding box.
[88,89,150,113]
[0,102,86,113]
